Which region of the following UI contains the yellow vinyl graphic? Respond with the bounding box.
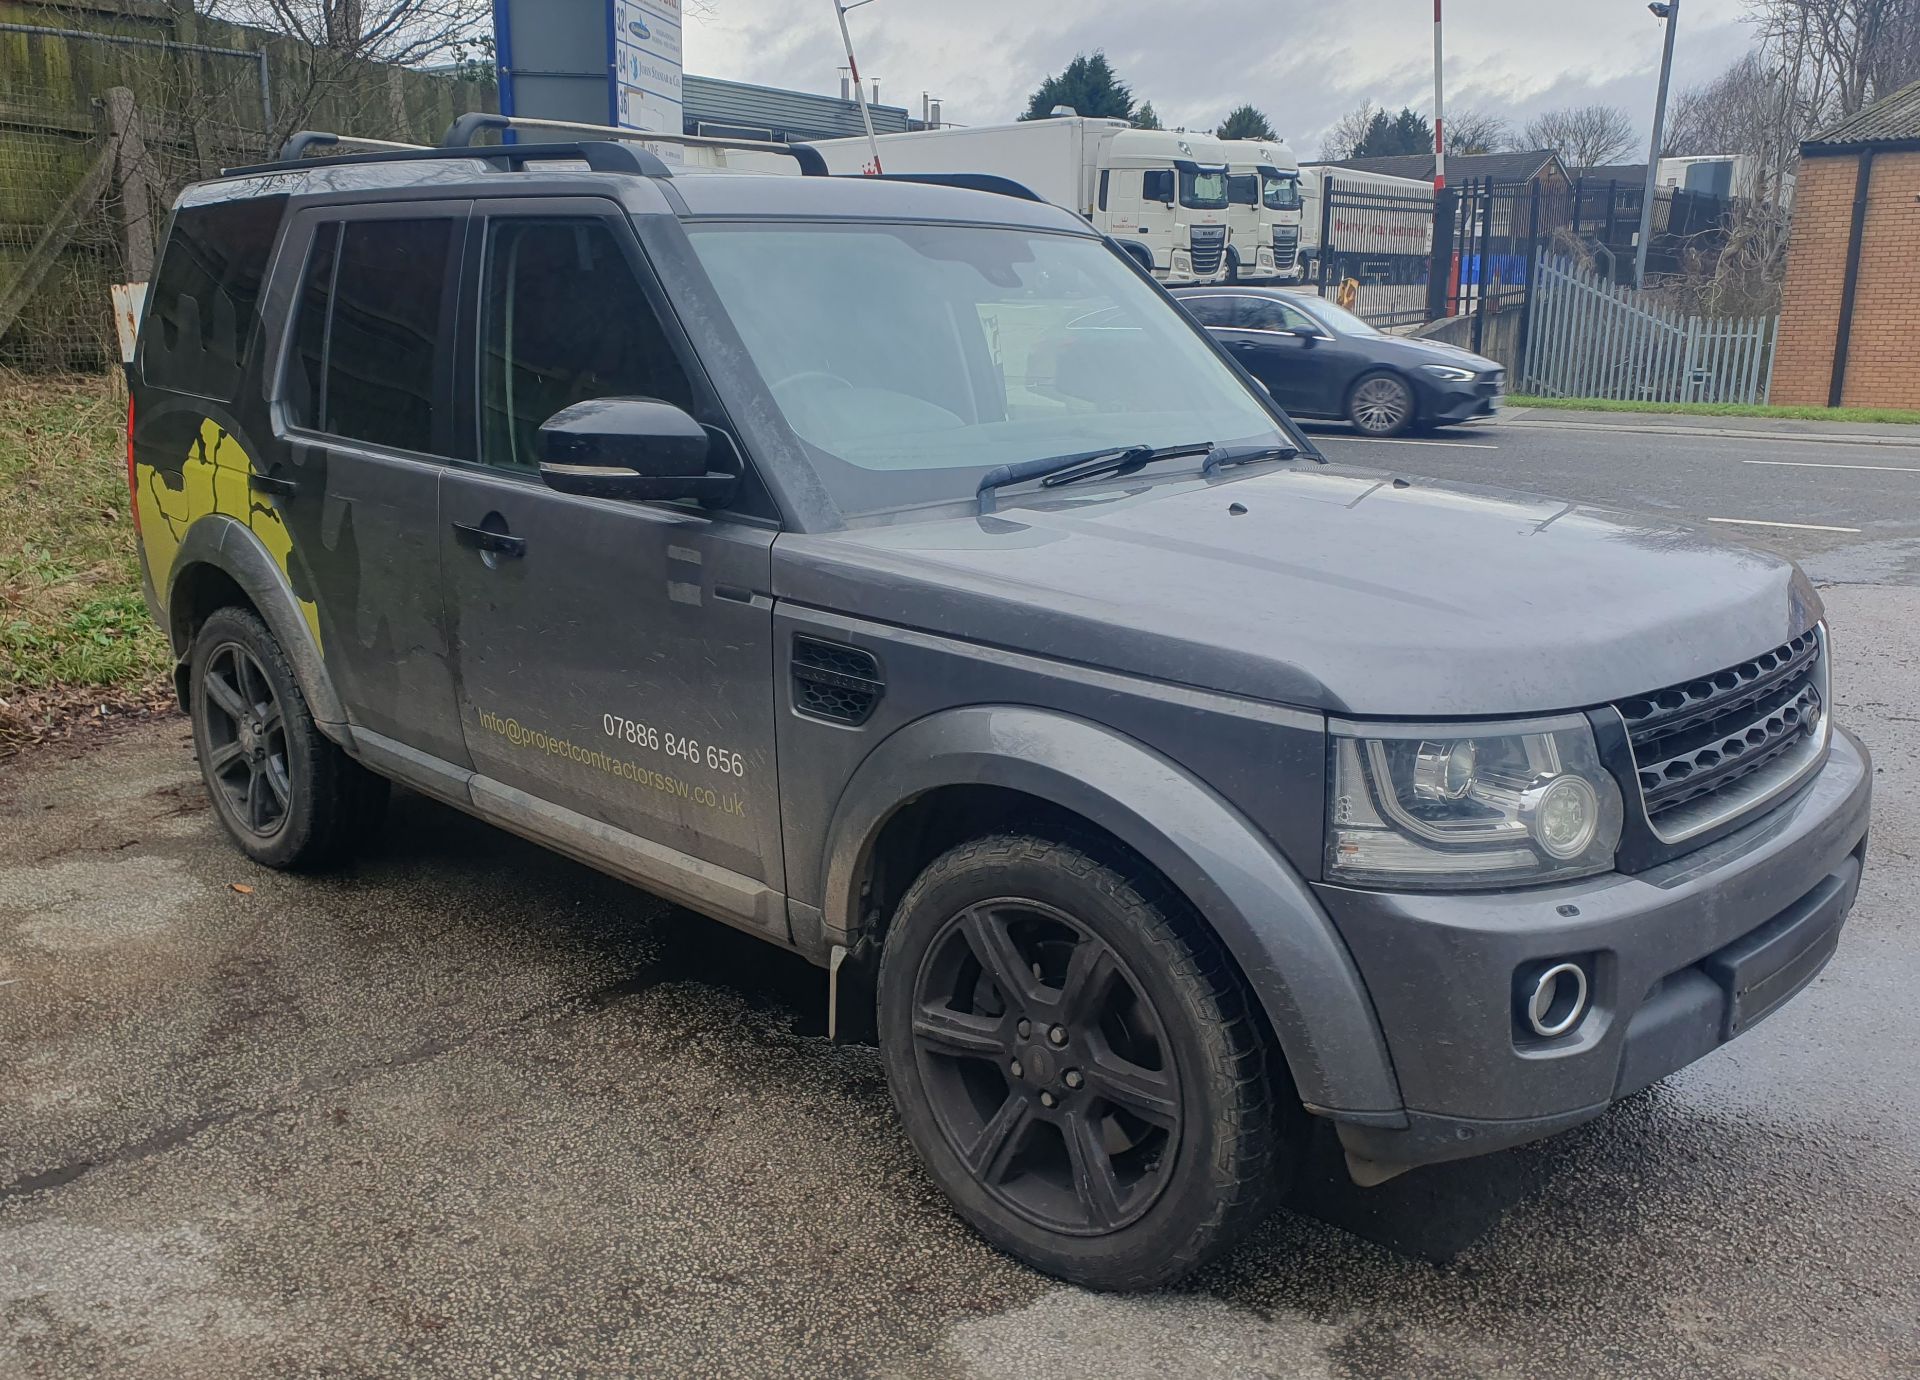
[136,418,322,650]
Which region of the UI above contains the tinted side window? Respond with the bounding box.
[479,218,693,471]
[1142,170,1173,203]
[285,224,338,431]
[1242,299,1297,332]
[1227,173,1258,207]
[143,196,288,399]
[1182,296,1237,329]
[325,219,455,454]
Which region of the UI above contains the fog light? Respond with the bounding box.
[1525,962,1590,1038]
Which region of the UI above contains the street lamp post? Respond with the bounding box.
[1635,0,1680,289]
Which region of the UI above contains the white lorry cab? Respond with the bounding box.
[1223,139,1305,283]
[810,118,1234,285]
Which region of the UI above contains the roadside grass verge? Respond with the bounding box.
[1509,395,1920,425]
[1,370,170,731]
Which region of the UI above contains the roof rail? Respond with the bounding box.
[442,112,830,176]
[222,139,671,179]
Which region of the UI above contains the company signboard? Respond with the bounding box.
[613,0,684,160]
[493,0,684,159]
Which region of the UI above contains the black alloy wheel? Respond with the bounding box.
[879,834,1287,1290]
[198,640,293,839]
[909,897,1182,1235]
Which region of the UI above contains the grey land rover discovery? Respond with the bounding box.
[126,118,1871,1291]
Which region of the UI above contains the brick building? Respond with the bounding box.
[1774,79,1920,408]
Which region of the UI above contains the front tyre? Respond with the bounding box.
[189,605,383,870]
[1348,370,1416,437]
[878,834,1283,1290]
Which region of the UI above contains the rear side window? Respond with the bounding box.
[283,218,456,454]
[1181,296,1237,328]
[143,196,288,399]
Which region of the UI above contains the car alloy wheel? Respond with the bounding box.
[197,640,293,839]
[908,897,1182,1236]
[1350,373,1414,436]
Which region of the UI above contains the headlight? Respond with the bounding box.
[1328,716,1622,888]
[1420,363,1477,381]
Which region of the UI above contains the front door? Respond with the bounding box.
[275,204,471,767]
[438,203,784,926]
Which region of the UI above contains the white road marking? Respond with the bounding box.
[1743,459,1920,474]
[1707,517,1861,533]
[1331,436,1502,450]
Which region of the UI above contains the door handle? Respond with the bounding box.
[451,521,526,558]
[249,472,298,496]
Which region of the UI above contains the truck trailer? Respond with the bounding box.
[810,118,1234,285]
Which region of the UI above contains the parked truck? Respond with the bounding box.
[1223,139,1305,283]
[1297,164,1434,285]
[810,118,1233,285]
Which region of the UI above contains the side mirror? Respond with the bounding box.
[1289,326,1322,345]
[537,397,736,506]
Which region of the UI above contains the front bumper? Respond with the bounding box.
[1318,726,1872,1174]
[1420,374,1505,424]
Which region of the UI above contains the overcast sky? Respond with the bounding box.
[681,0,1759,157]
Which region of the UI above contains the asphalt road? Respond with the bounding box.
[1304,412,1920,584]
[3,415,1918,1378]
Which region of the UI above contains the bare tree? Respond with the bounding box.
[1746,0,1920,131]
[1318,100,1381,160]
[202,0,488,68]
[1444,107,1510,155]
[1519,104,1638,170]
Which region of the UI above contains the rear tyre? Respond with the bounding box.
[878,833,1284,1290]
[188,605,373,870]
[1348,370,1416,437]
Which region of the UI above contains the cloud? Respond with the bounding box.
[683,0,1760,154]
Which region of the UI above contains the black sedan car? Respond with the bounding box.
[1169,286,1504,437]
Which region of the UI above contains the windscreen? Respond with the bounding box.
[1180,167,1229,209]
[685,222,1288,517]
[1263,172,1303,212]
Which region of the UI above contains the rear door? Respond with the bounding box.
[1235,296,1348,415]
[275,203,471,769]
[437,200,785,933]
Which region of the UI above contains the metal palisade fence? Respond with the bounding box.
[1523,255,1779,405]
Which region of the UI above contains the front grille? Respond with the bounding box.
[1273,226,1299,270]
[1614,628,1826,841]
[1190,226,1227,277]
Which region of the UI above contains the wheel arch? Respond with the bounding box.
[821,705,1404,1121]
[165,514,350,736]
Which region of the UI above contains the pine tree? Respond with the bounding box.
[1020,52,1135,122]
[1132,100,1163,130]
[1216,104,1277,140]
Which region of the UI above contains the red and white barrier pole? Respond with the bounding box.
[1432,0,1446,191]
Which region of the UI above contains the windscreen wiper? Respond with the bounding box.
[977,441,1215,514]
[1198,442,1311,478]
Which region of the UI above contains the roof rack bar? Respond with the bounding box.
[223,140,671,179]
[441,112,829,176]
[277,130,428,162]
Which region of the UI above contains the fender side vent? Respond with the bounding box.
[792,636,883,725]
